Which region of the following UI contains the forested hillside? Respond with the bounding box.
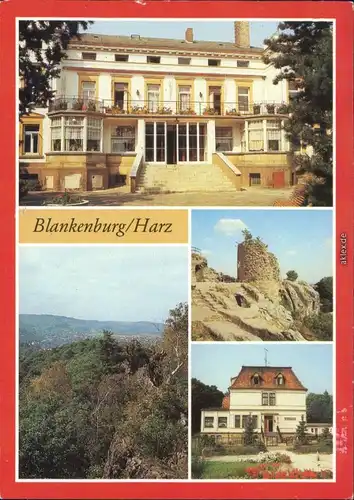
[19,314,164,348]
[19,303,188,479]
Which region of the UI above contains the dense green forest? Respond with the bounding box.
[19,303,188,479]
[20,314,163,348]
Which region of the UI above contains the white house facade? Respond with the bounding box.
[200,366,308,443]
[20,22,298,192]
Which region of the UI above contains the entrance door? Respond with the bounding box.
[264,416,273,433]
[272,171,286,188]
[167,125,177,164]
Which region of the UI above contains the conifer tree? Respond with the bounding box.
[295,415,308,445]
[244,414,255,446]
[264,22,333,206]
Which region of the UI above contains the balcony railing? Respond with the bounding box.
[49,96,289,117]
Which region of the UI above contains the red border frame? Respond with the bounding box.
[1,1,353,498]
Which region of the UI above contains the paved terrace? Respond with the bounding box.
[20,186,294,207]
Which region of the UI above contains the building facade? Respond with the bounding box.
[200,366,307,441]
[20,22,295,192]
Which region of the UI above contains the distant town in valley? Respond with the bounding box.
[19,314,164,349]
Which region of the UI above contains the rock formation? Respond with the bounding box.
[192,241,321,342]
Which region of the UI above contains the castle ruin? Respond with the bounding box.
[237,237,280,282]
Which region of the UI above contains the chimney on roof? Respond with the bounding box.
[185,28,194,43]
[234,21,250,48]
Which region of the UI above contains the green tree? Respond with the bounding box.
[244,414,256,446]
[295,415,309,445]
[242,229,253,242]
[163,302,188,381]
[303,312,333,341]
[19,20,92,115]
[286,270,298,281]
[264,22,333,206]
[315,276,333,312]
[191,378,224,434]
[306,391,333,423]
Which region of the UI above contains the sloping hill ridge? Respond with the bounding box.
[20,314,164,347]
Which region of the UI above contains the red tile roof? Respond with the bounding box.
[229,366,307,391]
[222,394,230,409]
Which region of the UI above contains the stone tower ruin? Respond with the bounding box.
[237,237,280,282]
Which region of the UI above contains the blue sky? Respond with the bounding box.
[192,344,333,394]
[86,21,278,48]
[192,209,333,284]
[19,246,188,322]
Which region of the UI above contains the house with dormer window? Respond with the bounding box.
[200,366,307,443]
[19,21,296,193]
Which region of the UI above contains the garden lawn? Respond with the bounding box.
[200,461,255,479]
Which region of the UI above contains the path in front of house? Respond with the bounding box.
[20,187,293,207]
[205,451,333,472]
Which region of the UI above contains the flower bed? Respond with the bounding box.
[42,192,89,206]
[245,463,333,479]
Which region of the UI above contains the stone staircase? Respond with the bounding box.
[136,163,238,193]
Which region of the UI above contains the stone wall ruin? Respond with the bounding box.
[237,238,280,283]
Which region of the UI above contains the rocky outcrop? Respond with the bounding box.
[192,253,321,342]
[192,252,221,284]
[280,280,320,319]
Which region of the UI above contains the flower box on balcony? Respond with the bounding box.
[111,106,126,115]
[277,104,288,114]
[157,107,173,115]
[72,99,85,111]
[226,108,241,116]
[203,107,219,116]
[253,104,261,115]
[266,104,276,114]
[53,100,68,111]
[87,100,97,112]
[179,108,196,115]
[131,106,148,114]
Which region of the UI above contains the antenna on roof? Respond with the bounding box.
[264,348,268,366]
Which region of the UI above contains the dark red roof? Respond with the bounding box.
[229,366,307,391]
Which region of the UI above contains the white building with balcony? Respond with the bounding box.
[20,22,295,192]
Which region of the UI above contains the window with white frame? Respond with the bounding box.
[262,392,269,406]
[178,85,191,112]
[23,124,40,154]
[267,120,281,151]
[50,117,62,151]
[64,117,84,151]
[111,126,135,153]
[147,84,160,112]
[238,86,250,112]
[204,416,214,428]
[218,417,227,428]
[81,81,96,102]
[262,392,276,406]
[87,118,101,151]
[248,120,264,151]
[216,127,233,151]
